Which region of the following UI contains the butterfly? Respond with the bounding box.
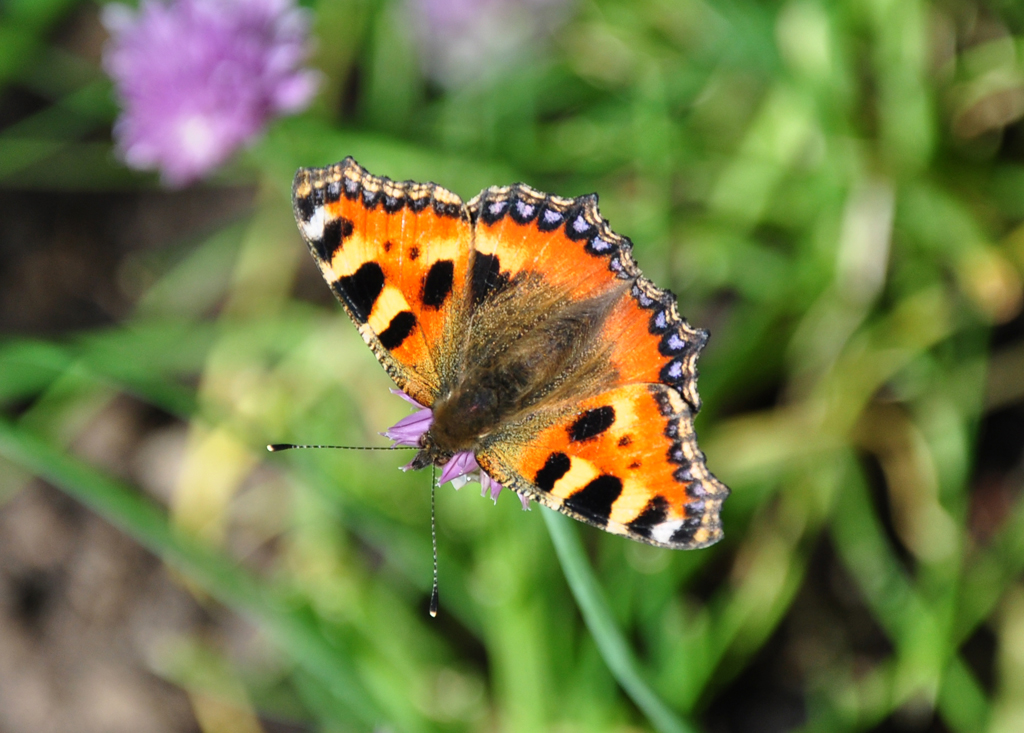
[291,158,728,549]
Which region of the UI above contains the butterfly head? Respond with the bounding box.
[383,388,487,473]
[404,433,450,472]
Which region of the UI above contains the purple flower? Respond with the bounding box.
[382,389,433,447]
[383,390,521,505]
[438,451,480,488]
[408,0,573,88]
[479,467,501,502]
[102,0,320,186]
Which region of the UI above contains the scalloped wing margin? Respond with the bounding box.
[477,383,729,549]
[292,157,473,405]
[467,181,708,412]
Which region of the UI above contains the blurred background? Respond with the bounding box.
[2,0,1024,731]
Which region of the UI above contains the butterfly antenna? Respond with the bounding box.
[269,441,436,613]
[267,443,414,452]
[429,463,439,619]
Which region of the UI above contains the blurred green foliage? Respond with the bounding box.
[3,0,1024,731]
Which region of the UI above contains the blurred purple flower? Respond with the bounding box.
[102,0,320,186]
[408,0,573,88]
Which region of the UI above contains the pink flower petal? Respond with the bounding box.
[382,408,433,447]
[399,458,418,472]
[438,451,479,486]
[389,388,426,409]
[519,492,531,511]
[382,389,433,447]
[479,470,503,504]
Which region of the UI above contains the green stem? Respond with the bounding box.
[542,508,698,733]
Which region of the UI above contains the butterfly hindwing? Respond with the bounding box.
[293,158,473,406]
[476,383,726,549]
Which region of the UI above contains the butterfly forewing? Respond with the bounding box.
[292,158,473,405]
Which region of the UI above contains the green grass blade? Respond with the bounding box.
[543,508,698,733]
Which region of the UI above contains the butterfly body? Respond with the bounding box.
[413,282,621,469]
[292,158,729,549]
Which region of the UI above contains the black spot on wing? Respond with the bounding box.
[536,205,565,232]
[296,193,315,222]
[686,499,707,519]
[312,217,354,263]
[433,199,462,218]
[659,331,690,356]
[565,475,622,526]
[334,262,385,323]
[564,196,597,241]
[618,435,633,447]
[361,187,381,209]
[660,359,686,387]
[627,496,669,538]
[609,254,629,279]
[686,480,708,498]
[378,311,416,350]
[568,406,616,442]
[668,443,692,468]
[650,388,676,417]
[670,517,702,545]
[480,199,508,225]
[649,307,671,334]
[422,259,454,309]
[535,452,570,492]
[325,180,342,204]
[585,234,618,257]
[509,195,539,224]
[471,252,510,306]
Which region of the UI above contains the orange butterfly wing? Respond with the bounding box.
[293,158,472,407]
[466,184,727,548]
[476,384,726,548]
[467,184,707,409]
